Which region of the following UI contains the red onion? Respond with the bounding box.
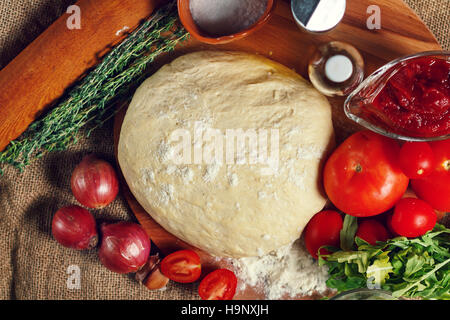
[52,205,98,250]
[70,154,119,209]
[98,222,151,274]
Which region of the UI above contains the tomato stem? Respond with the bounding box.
[443,160,450,171]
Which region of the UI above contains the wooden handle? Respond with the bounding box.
[0,0,164,151]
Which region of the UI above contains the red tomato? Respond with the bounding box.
[411,139,450,211]
[304,210,343,259]
[355,219,390,245]
[400,188,447,221]
[399,142,435,179]
[385,213,399,237]
[198,269,237,300]
[324,130,409,217]
[391,198,437,238]
[160,250,201,283]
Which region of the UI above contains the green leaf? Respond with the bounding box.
[367,255,393,286]
[391,259,450,298]
[326,250,371,273]
[404,255,427,277]
[340,214,358,251]
[326,275,366,292]
[322,224,450,299]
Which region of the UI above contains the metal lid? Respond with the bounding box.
[291,0,346,33]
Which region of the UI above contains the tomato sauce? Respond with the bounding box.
[369,57,450,138]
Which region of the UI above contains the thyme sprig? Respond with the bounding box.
[0,1,189,172]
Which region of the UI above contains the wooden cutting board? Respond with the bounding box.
[0,0,441,300]
[112,0,442,300]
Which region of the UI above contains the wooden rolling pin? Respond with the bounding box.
[0,0,165,151]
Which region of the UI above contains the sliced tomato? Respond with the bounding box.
[160,250,201,283]
[198,269,237,300]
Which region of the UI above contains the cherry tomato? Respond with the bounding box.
[355,219,390,245]
[198,269,237,300]
[401,188,447,221]
[160,250,201,283]
[324,130,409,217]
[411,139,450,211]
[385,213,399,237]
[304,210,343,259]
[399,142,435,179]
[391,198,437,238]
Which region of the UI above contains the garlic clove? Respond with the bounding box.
[135,253,161,283]
[144,267,170,290]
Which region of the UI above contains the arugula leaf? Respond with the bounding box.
[391,259,450,298]
[367,255,392,286]
[321,224,450,300]
[404,255,426,277]
[340,214,358,251]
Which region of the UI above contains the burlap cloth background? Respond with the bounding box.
[0,0,449,300]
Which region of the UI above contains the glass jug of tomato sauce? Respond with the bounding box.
[344,51,450,141]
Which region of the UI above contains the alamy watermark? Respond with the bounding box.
[366,265,393,290]
[65,4,382,31]
[166,122,280,175]
[66,265,81,290]
[367,5,382,30]
[66,5,81,30]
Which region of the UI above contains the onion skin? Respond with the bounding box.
[71,154,119,209]
[51,206,98,250]
[98,222,151,274]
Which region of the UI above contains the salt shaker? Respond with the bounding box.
[308,41,364,97]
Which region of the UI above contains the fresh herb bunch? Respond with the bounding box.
[0,1,189,172]
[320,221,450,300]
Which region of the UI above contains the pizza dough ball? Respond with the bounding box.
[118,51,334,258]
